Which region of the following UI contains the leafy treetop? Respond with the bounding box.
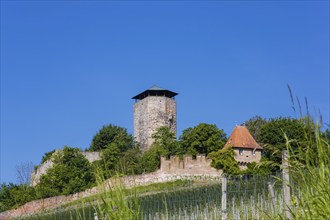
[89,124,133,152]
[242,115,267,143]
[258,117,312,163]
[37,146,95,197]
[179,123,227,156]
[151,126,179,158]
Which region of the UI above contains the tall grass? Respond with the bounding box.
[286,85,330,219]
[90,167,141,220]
[286,126,330,219]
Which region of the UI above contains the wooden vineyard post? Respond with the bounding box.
[268,181,276,210]
[282,150,291,220]
[222,174,227,220]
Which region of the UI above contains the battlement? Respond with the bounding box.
[160,155,221,176]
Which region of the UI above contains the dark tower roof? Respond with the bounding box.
[132,85,178,100]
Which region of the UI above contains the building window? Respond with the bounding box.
[239,149,243,155]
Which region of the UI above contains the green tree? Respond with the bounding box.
[89,124,133,152]
[242,116,267,142]
[0,183,16,212]
[152,126,179,158]
[179,123,227,156]
[119,147,143,175]
[9,184,36,209]
[258,117,311,163]
[93,143,121,179]
[209,148,240,175]
[0,183,36,212]
[37,146,95,197]
[140,145,164,173]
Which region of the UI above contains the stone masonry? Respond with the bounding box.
[233,148,262,169]
[161,155,222,176]
[134,96,176,152]
[1,170,222,219]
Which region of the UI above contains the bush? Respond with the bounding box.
[119,147,143,175]
[152,126,179,159]
[37,146,95,197]
[140,146,163,173]
[209,148,240,175]
[0,183,36,212]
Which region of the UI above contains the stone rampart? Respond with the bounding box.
[82,151,101,162]
[3,155,222,219]
[0,170,222,219]
[161,155,222,176]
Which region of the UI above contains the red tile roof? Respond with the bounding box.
[225,126,262,149]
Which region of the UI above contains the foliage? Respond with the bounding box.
[89,124,133,152]
[258,117,312,164]
[93,143,121,179]
[321,128,330,141]
[286,124,330,219]
[119,147,143,175]
[134,126,179,174]
[151,126,179,158]
[242,115,267,142]
[0,183,16,212]
[179,123,227,157]
[94,173,141,220]
[209,148,240,175]
[0,183,36,212]
[209,147,272,176]
[41,149,55,164]
[140,145,164,173]
[241,159,272,175]
[37,146,95,197]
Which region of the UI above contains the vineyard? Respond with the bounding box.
[19,172,291,220]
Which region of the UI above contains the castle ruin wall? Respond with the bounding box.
[160,155,222,176]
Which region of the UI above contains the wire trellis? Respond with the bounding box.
[17,172,297,220]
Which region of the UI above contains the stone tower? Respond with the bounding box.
[132,85,178,152]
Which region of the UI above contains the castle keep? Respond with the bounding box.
[133,85,178,152]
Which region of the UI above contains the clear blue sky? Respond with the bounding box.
[1,1,329,184]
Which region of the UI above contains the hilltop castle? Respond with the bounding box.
[133,85,262,169]
[32,85,262,185]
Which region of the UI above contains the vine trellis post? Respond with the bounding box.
[282,150,291,220]
[221,174,227,220]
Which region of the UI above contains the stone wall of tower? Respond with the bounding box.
[134,96,176,152]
